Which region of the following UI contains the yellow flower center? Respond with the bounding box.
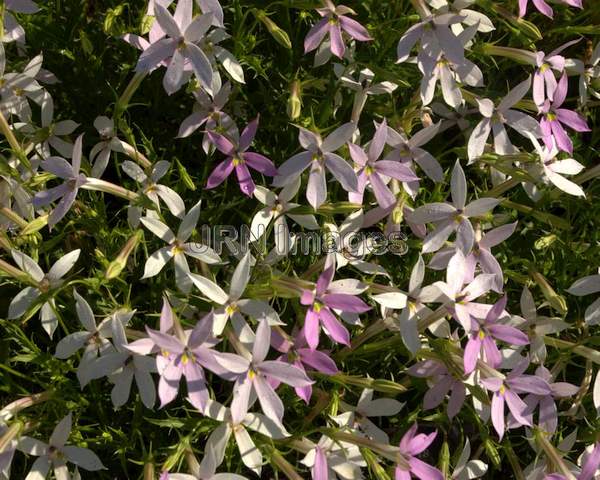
[248,369,256,379]
[546,112,557,121]
[478,330,486,340]
[313,301,323,313]
[232,156,243,166]
[365,165,374,176]
[499,384,506,395]
[226,303,239,316]
[539,63,550,73]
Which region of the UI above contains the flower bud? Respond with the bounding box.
[254,10,292,50]
[105,230,143,280]
[287,80,302,120]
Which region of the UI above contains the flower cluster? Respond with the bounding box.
[0,0,599,479]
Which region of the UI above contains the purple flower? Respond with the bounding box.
[206,117,277,197]
[348,119,419,209]
[517,366,578,434]
[300,265,371,350]
[395,424,443,480]
[32,133,87,229]
[519,0,582,19]
[135,1,214,94]
[215,319,313,427]
[539,73,590,154]
[304,0,372,59]
[463,296,529,374]
[274,122,359,210]
[481,358,551,440]
[269,328,338,403]
[533,40,580,107]
[408,359,466,420]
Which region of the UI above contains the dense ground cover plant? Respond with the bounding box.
[0,0,600,478]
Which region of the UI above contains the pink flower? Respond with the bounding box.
[533,40,580,106]
[395,424,443,480]
[348,119,419,209]
[301,265,371,350]
[481,358,551,440]
[463,295,529,374]
[206,117,277,197]
[519,0,583,19]
[269,328,338,403]
[304,0,372,59]
[539,73,590,154]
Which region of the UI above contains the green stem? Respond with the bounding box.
[82,178,140,202]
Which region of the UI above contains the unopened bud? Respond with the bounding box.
[105,230,143,280]
[287,80,302,120]
[254,10,292,50]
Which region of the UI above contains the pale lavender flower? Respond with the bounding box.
[396,13,466,67]
[376,255,441,354]
[429,222,517,292]
[274,122,358,210]
[269,328,338,403]
[8,249,80,337]
[251,178,320,255]
[467,77,541,162]
[84,314,157,409]
[408,358,466,420]
[519,0,582,19]
[140,200,221,293]
[206,117,278,197]
[408,161,500,254]
[188,252,283,337]
[32,133,87,228]
[304,0,372,59]
[395,424,443,480]
[427,0,495,33]
[567,269,600,325]
[480,358,551,440]
[301,435,366,480]
[418,25,484,108]
[145,312,226,410]
[385,121,444,191]
[88,116,124,178]
[527,133,585,197]
[301,264,371,349]
[533,40,580,107]
[451,439,488,479]
[214,319,313,427]
[432,249,497,331]
[517,366,578,434]
[0,52,45,121]
[123,160,185,226]
[569,42,600,105]
[18,414,105,479]
[324,209,391,276]
[545,443,600,480]
[539,74,590,154]
[516,286,568,363]
[335,66,397,123]
[334,388,404,443]
[348,119,419,209]
[177,82,235,147]
[135,1,214,94]
[463,296,529,374]
[2,0,39,45]
[55,300,132,387]
[198,398,289,477]
[19,91,79,159]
